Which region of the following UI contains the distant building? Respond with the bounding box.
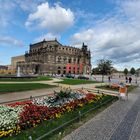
[11,55,25,70]
[7,65,13,70]
[136,68,140,77]
[17,39,91,75]
[112,71,124,78]
[0,65,8,70]
[0,65,16,74]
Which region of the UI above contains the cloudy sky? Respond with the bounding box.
[0,0,140,70]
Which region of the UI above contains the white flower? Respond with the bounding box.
[0,105,23,131]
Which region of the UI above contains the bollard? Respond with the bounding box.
[79,111,81,122]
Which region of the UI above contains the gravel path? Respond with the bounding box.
[0,78,105,104]
[63,88,140,140]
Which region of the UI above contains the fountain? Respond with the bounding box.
[0,66,37,80]
[17,66,21,77]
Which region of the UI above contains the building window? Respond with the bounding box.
[58,56,61,63]
[68,58,71,63]
[78,58,80,64]
[63,70,66,74]
[63,57,67,62]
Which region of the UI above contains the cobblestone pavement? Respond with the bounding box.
[63,87,140,140]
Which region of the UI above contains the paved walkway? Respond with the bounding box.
[0,78,63,85]
[63,87,140,140]
[0,78,106,104]
[0,83,106,104]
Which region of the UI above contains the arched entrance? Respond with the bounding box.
[57,67,61,74]
[35,65,40,74]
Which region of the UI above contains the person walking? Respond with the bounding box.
[129,77,132,84]
[108,76,111,83]
[125,76,128,83]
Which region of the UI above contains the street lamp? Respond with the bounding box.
[135,74,137,84]
[99,68,104,82]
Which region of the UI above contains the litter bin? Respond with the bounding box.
[119,83,128,100]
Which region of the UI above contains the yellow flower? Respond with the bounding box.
[0,126,21,138]
[88,100,94,103]
[66,106,72,112]
[78,103,83,107]
[55,113,61,118]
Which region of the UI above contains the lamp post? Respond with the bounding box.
[99,68,104,83]
[135,74,137,84]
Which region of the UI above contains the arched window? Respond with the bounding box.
[68,58,71,63]
[73,58,76,63]
[78,58,80,64]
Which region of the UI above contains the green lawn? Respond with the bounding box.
[96,85,137,92]
[3,95,118,140]
[0,83,56,93]
[0,76,52,82]
[56,78,99,85]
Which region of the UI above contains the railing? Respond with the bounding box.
[34,96,116,140]
[0,87,118,140]
[85,88,118,95]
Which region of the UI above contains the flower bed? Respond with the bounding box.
[97,83,135,92]
[0,89,112,138]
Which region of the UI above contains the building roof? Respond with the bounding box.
[29,39,88,51]
[11,55,25,59]
[30,39,62,48]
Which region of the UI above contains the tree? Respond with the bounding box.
[97,59,113,82]
[124,68,128,75]
[130,67,136,75]
[91,67,100,75]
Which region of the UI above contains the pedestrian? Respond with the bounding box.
[125,76,128,83]
[129,77,132,84]
[108,76,111,82]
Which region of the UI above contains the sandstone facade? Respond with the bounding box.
[17,39,91,75]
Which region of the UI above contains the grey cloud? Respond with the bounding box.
[70,0,140,68]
